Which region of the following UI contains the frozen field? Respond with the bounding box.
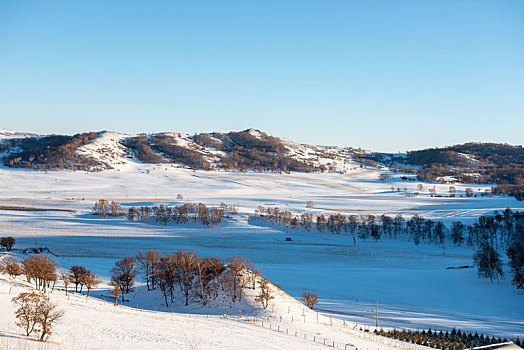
[0,165,523,339]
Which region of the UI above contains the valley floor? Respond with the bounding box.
[0,166,523,342]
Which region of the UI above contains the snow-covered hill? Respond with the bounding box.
[0,266,423,350]
[0,128,365,173]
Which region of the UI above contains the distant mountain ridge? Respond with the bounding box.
[0,128,354,173]
[0,128,522,199]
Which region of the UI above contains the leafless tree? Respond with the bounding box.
[36,296,64,342]
[175,249,198,306]
[82,271,101,298]
[60,271,71,296]
[136,250,161,291]
[1,236,15,251]
[3,257,22,278]
[301,291,319,309]
[111,256,136,295]
[255,278,273,309]
[225,256,252,301]
[69,265,89,292]
[109,283,122,305]
[12,291,40,336]
[12,291,64,342]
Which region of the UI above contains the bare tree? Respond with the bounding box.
[36,295,64,342]
[226,256,252,301]
[136,250,161,291]
[110,201,123,216]
[60,271,71,296]
[69,265,89,292]
[12,291,64,342]
[1,236,15,251]
[82,272,101,298]
[109,283,122,305]
[255,278,273,309]
[3,257,22,278]
[111,256,136,295]
[12,291,40,336]
[175,249,198,306]
[301,291,319,309]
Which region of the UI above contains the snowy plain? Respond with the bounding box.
[0,161,523,343]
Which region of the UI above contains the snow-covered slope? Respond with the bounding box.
[76,131,132,168]
[0,267,424,350]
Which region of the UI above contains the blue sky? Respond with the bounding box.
[1,0,523,151]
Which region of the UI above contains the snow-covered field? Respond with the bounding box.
[0,162,523,343]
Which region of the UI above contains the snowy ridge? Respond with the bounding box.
[0,128,39,139]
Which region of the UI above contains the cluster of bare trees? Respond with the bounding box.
[12,291,64,342]
[111,250,267,309]
[1,236,15,251]
[92,199,124,216]
[1,256,23,278]
[126,202,232,226]
[20,254,58,292]
[1,255,101,297]
[1,255,69,342]
[63,265,101,297]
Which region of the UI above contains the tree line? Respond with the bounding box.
[92,199,233,227]
[255,207,524,290]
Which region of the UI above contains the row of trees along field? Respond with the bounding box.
[376,328,521,350]
[109,249,275,309]
[1,254,101,296]
[92,199,234,227]
[254,207,524,290]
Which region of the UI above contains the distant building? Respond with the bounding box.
[473,342,522,350]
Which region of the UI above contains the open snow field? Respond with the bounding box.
[1,165,523,342]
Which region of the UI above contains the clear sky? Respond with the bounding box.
[1,0,523,151]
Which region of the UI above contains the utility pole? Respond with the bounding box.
[376,300,378,328]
